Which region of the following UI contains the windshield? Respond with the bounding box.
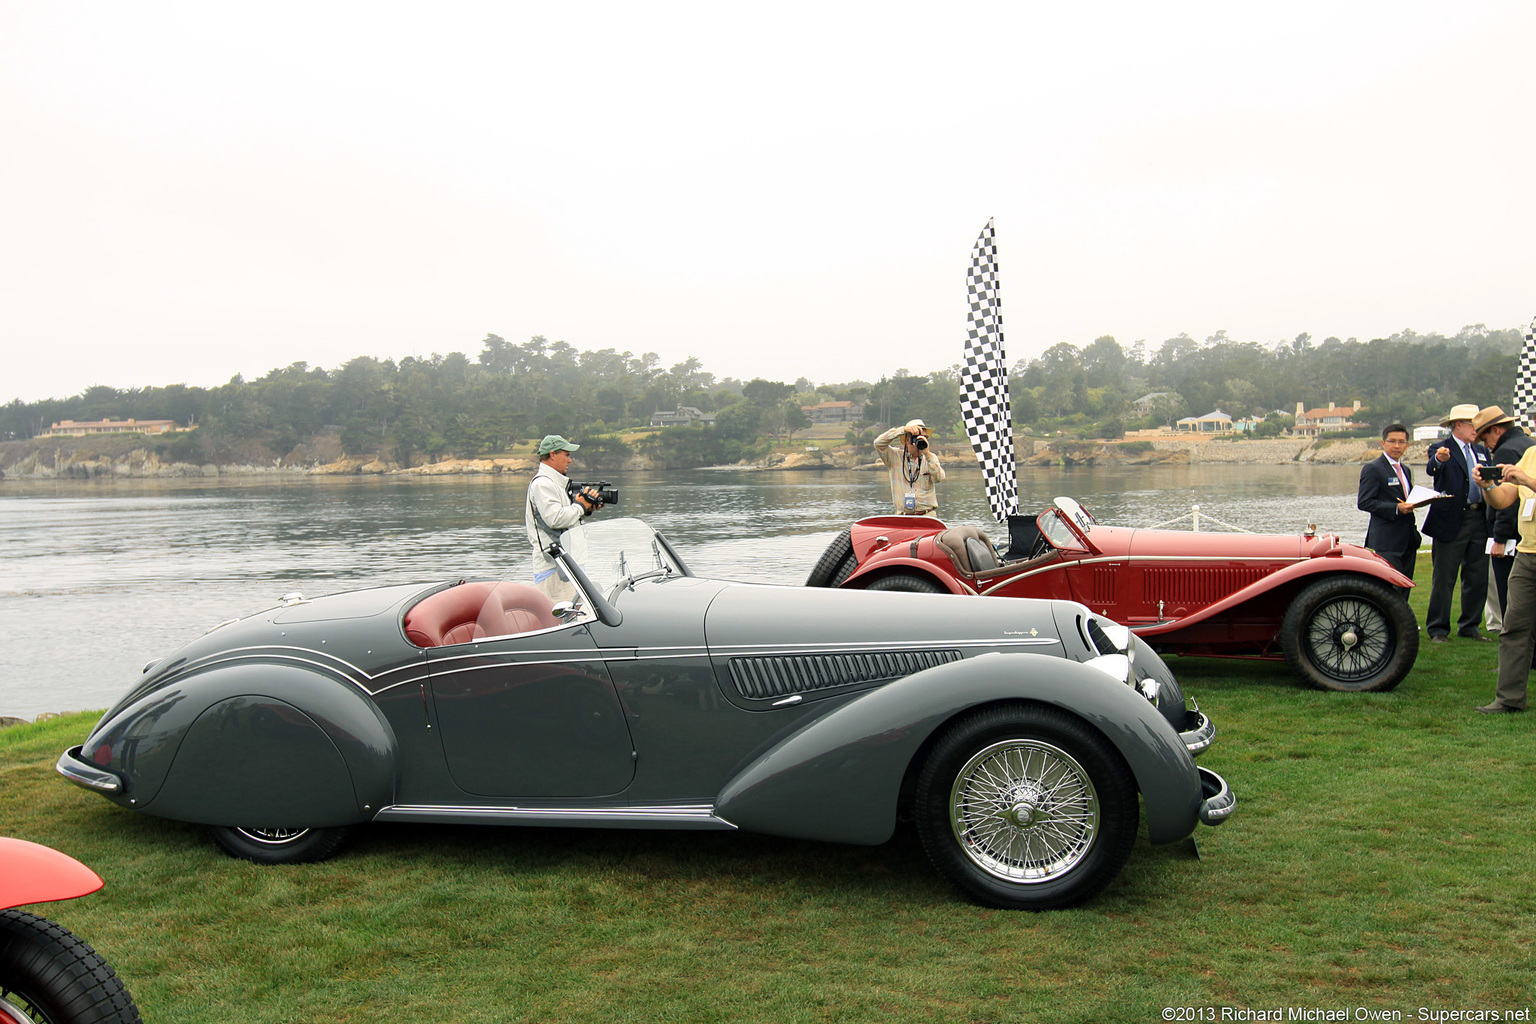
[1038,498,1096,553]
[578,517,687,594]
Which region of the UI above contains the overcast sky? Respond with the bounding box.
[4,2,1533,403]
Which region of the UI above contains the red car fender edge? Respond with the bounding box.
[842,554,976,594]
[0,837,103,910]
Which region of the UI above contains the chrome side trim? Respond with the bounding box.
[373,803,737,830]
[55,746,123,794]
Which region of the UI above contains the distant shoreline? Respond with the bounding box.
[0,434,1410,481]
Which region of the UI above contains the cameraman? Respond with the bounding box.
[874,418,945,516]
[525,434,605,602]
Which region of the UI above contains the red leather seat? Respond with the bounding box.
[403,582,559,648]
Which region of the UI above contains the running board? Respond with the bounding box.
[373,803,737,830]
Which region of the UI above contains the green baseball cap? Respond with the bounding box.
[537,435,580,456]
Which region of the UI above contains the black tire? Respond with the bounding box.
[1279,575,1418,692]
[914,704,1139,910]
[804,529,855,588]
[0,908,142,1024]
[209,825,350,865]
[863,572,946,594]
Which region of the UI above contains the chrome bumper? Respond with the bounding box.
[1179,705,1216,757]
[1197,766,1234,826]
[55,746,123,795]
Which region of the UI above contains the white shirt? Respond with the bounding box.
[525,462,589,572]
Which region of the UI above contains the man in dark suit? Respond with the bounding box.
[1357,423,1420,587]
[1472,405,1534,625]
[1423,403,1493,641]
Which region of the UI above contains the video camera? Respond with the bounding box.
[567,480,620,507]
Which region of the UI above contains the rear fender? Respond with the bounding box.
[75,662,396,827]
[713,653,1200,847]
[841,553,972,594]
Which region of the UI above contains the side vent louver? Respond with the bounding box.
[728,650,962,700]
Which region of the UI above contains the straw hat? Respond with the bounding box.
[1439,403,1480,427]
[1471,406,1515,438]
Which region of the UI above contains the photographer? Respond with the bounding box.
[525,434,606,602]
[874,418,945,516]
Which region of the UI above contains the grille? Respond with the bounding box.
[727,650,962,700]
[1091,566,1116,604]
[1142,567,1267,605]
[1085,617,1118,655]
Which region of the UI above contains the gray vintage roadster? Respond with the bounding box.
[58,518,1232,910]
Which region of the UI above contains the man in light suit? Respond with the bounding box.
[1423,403,1493,641]
[1357,423,1420,589]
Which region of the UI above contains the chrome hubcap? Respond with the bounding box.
[950,739,1099,884]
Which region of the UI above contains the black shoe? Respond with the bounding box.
[1430,635,1449,643]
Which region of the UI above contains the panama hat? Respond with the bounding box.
[1439,404,1480,428]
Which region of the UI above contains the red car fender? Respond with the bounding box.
[842,554,976,595]
[0,837,103,910]
[1131,556,1411,637]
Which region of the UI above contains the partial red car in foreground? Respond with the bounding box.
[808,497,1418,693]
[0,836,141,1024]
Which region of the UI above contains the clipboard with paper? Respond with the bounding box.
[1406,485,1452,508]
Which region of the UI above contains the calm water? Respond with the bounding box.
[0,464,1369,719]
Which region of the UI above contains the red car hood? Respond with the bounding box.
[1091,525,1345,560]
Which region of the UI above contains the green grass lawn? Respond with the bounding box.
[3,580,1534,1022]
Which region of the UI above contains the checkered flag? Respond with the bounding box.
[1515,315,1536,431]
[959,219,1020,523]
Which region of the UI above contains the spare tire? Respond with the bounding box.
[805,529,855,588]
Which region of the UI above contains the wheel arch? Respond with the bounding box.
[78,661,397,828]
[841,560,969,595]
[713,654,1201,847]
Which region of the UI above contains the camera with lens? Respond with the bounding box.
[567,480,619,506]
[1483,465,1504,483]
[913,435,929,451]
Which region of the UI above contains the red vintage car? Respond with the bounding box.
[807,497,1418,693]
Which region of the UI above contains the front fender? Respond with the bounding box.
[0,837,102,910]
[1133,560,1410,637]
[67,662,396,828]
[713,653,1201,847]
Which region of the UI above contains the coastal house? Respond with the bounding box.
[800,400,865,424]
[1412,416,1445,442]
[1292,401,1365,437]
[1132,392,1172,418]
[1175,409,1234,433]
[650,407,716,428]
[40,418,183,437]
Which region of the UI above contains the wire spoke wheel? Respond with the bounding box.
[1280,575,1417,692]
[916,704,1137,910]
[210,825,349,864]
[951,740,1099,883]
[1300,595,1391,681]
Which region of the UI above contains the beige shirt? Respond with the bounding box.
[873,426,945,514]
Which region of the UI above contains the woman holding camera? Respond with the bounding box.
[873,419,945,516]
